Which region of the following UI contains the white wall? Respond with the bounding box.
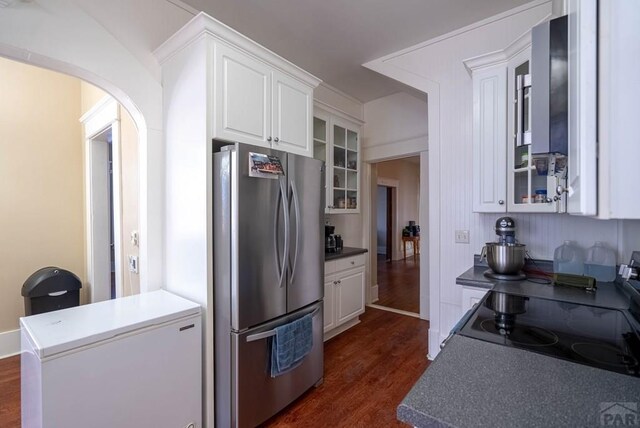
[362,92,428,162]
[0,0,195,294]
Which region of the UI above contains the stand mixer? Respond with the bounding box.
[481,217,527,281]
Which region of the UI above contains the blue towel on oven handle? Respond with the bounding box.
[270,312,313,377]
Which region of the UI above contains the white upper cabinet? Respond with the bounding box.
[272,70,313,156]
[471,65,507,213]
[466,31,563,214]
[214,43,271,147]
[155,12,321,157]
[312,106,363,214]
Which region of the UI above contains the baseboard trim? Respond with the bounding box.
[371,284,379,302]
[0,329,20,358]
[367,304,420,318]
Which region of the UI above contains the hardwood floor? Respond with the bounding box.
[376,254,420,314]
[264,307,429,427]
[0,355,20,428]
[0,308,429,428]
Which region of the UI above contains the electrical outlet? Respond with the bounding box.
[128,255,139,273]
[130,231,139,246]
[455,230,470,244]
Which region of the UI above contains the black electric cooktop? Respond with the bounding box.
[459,291,640,377]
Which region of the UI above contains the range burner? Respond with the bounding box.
[458,290,640,377]
[480,319,559,347]
[483,269,527,281]
[571,342,637,368]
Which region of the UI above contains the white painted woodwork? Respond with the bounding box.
[471,66,507,212]
[156,12,320,158]
[336,269,366,324]
[313,106,363,213]
[461,286,488,312]
[597,0,640,219]
[506,47,560,214]
[323,256,365,339]
[323,279,336,333]
[272,69,313,156]
[566,0,597,217]
[214,42,271,148]
[80,97,125,303]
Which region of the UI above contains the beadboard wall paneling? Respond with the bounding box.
[477,214,624,262]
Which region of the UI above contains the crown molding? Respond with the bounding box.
[154,12,321,88]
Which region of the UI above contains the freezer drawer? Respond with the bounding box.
[231,302,323,428]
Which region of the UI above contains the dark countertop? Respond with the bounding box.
[324,247,368,261]
[397,335,640,428]
[397,264,639,427]
[456,265,632,310]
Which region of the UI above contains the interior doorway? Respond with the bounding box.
[86,126,120,302]
[369,156,421,317]
[377,185,394,261]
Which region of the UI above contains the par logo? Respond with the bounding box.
[600,402,640,427]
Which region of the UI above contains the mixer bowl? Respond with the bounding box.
[482,243,526,274]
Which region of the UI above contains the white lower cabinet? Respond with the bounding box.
[324,254,365,340]
[461,286,488,313]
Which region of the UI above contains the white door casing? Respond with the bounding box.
[80,97,123,303]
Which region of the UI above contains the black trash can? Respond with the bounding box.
[21,267,82,316]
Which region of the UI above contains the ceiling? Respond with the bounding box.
[180,0,531,102]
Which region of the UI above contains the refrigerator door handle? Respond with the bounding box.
[289,180,301,285]
[279,177,290,288]
[245,306,320,342]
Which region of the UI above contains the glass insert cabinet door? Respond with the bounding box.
[332,124,358,211]
[312,111,360,213]
[507,48,558,213]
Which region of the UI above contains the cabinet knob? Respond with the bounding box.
[498,200,505,205]
[350,261,355,265]
[274,137,279,143]
[267,136,272,142]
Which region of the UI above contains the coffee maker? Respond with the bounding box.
[325,225,336,253]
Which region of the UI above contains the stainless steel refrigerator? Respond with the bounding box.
[213,142,325,428]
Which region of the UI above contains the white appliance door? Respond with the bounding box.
[33,315,201,428]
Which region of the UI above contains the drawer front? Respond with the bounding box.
[335,254,365,272]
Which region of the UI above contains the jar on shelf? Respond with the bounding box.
[534,189,547,203]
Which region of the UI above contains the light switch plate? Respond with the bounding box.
[455,230,470,244]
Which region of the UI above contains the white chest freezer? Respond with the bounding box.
[20,290,202,428]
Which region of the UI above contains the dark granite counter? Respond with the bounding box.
[398,335,640,428]
[324,247,368,261]
[456,265,632,310]
[397,261,640,427]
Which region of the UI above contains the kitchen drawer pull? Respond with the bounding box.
[245,307,320,342]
